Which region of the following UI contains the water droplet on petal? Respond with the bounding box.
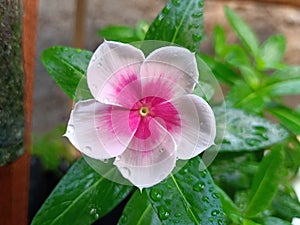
[159,148,164,153]
[97,62,102,68]
[67,125,74,134]
[102,158,109,163]
[92,84,98,90]
[120,167,131,177]
[84,146,92,152]
[158,206,170,220]
[115,156,121,161]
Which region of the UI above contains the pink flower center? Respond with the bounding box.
[129,96,180,140]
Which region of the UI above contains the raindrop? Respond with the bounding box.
[261,133,269,141]
[102,158,109,163]
[171,0,180,6]
[211,192,218,199]
[159,148,164,153]
[193,181,205,192]
[162,5,171,14]
[179,168,188,175]
[202,196,210,203]
[115,156,121,161]
[191,11,203,18]
[175,212,182,217]
[253,125,267,133]
[192,33,202,41]
[120,167,131,177]
[211,210,220,216]
[200,170,207,178]
[188,24,200,29]
[97,62,102,68]
[92,84,98,90]
[218,219,224,225]
[89,208,96,215]
[245,138,261,146]
[84,146,92,152]
[119,215,128,223]
[150,188,163,201]
[67,125,74,134]
[94,213,99,220]
[158,206,170,220]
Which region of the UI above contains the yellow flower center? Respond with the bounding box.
[139,106,149,117]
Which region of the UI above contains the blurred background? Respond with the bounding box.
[30,0,300,223]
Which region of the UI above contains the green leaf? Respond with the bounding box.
[41,46,93,100]
[239,66,261,90]
[224,7,259,57]
[146,157,225,225]
[262,217,292,225]
[31,125,73,171]
[214,106,289,152]
[198,54,240,85]
[257,35,286,70]
[272,189,300,220]
[223,44,251,67]
[213,25,226,57]
[243,219,261,225]
[245,146,285,217]
[215,185,243,224]
[264,66,300,96]
[31,158,133,225]
[118,191,161,225]
[145,0,204,52]
[267,105,300,135]
[98,21,149,43]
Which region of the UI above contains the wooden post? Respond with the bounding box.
[0,0,38,224]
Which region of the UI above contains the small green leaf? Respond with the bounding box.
[272,189,300,220]
[267,105,300,135]
[214,107,289,152]
[118,191,161,225]
[145,0,204,52]
[223,44,251,67]
[41,46,93,100]
[239,66,261,90]
[257,35,286,70]
[146,157,225,225]
[215,185,243,224]
[31,158,133,225]
[245,146,285,217]
[224,7,259,57]
[98,21,148,43]
[262,217,292,225]
[213,25,226,57]
[198,54,240,85]
[264,66,300,97]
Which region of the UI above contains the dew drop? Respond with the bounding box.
[171,0,180,6]
[115,155,121,161]
[162,5,171,14]
[253,125,267,133]
[102,158,109,163]
[193,181,205,192]
[211,192,218,199]
[192,33,202,41]
[84,146,92,152]
[120,215,128,223]
[120,167,131,177]
[245,138,261,146]
[175,212,182,217]
[202,196,210,203]
[200,170,207,178]
[159,148,164,153]
[92,84,98,90]
[94,213,99,220]
[211,210,220,216]
[97,62,102,68]
[179,168,188,175]
[67,125,74,134]
[192,11,203,18]
[150,188,163,201]
[158,206,170,220]
[89,208,96,215]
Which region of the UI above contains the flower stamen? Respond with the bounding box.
[139,106,149,117]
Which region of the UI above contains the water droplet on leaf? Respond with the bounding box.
[192,11,203,18]
[171,0,180,6]
[193,181,205,192]
[211,210,220,216]
[162,5,171,14]
[245,138,261,146]
[192,33,202,41]
[158,206,170,220]
[150,188,163,201]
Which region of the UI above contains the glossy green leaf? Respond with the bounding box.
[257,34,286,70]
[198,54,240,85]
[214,106,289,152]
[245,146,285,217]
[243,219,261,225]
[272,189,300,220]
[146,157,225,225]
[41,46,92,100]
[98,21,149,43]
[262,217,291,225]
[213,25,226,57]
[31,158,133,225]
[215,185,242,224]
[264,66,300,96]
[118,191,161,225]
[145,0,204,52]
[223,44,251,67]
[267,105,300,135]
[224,7,259,57]
[239,66,260,90]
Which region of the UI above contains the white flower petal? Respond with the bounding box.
[114,119,176,188]
[64,99,133,159]
[87,41,145,104]
[168,94,216,159]
[140,46,199,100]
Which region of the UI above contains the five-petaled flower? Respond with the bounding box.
[65,41,216,189]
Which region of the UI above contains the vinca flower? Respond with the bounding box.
[65,41,216,188]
